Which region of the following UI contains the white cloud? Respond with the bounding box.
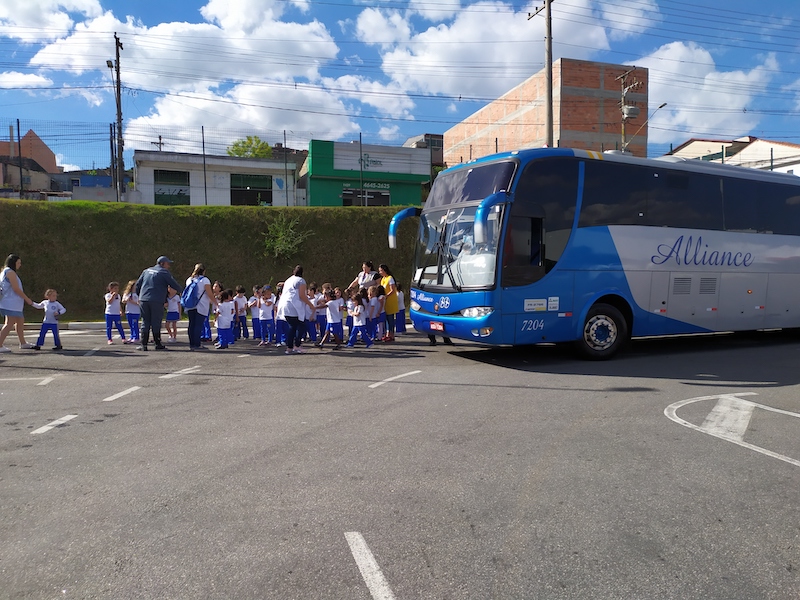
[369,0,608,97]
[597,0,660,42]
[355,8,411,46]
[124,83,359,154]
[0,71,52,88]
[0,0,102,42]
[408,0,461,22]
[322,74,415,118]
[377,124,400,140]
[635,42,776,145]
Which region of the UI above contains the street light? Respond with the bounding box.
[622,102,667,154]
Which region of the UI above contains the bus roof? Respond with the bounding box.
[444,147,800,188]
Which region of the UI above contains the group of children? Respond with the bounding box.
[100,280,182,346]
[26,276,408,352]
[210,280,407,351]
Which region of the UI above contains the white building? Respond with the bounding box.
[669,137,800,175]
[131,151,299,206]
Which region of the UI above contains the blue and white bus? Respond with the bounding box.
[388,148,800,359]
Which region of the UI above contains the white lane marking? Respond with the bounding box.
[369,370,422,389]
[700,396,756,441]
[0,377,53,383]
[665,393,800,468]
[345,532,396,600]
[159,365,201,379]
[84,347,99,356]
[102,386,141,402]
[37,376,56,386]
[237,354,248,358]
[31,414,77,435]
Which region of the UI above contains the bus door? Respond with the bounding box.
[500,209,549,344]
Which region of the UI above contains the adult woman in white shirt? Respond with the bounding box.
[277,265,317,354]
[185,263,217,350]
[0,254,35,352]
[348,260,379,291]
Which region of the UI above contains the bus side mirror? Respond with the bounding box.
[388,207,421,249]
[474,192,508,245]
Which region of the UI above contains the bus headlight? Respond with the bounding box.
[461,307,494,318]
[410,300,421,311]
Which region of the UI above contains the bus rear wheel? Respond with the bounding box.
[575,303,629,360]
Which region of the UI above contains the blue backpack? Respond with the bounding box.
[180,277,203,309]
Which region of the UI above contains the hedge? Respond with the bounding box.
[0,200,418,321]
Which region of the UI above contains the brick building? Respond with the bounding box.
[0,129,58,173]
[444,58,649,165]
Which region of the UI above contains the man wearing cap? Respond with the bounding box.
[134,256,182,351]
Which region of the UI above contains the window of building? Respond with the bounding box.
[154,170,190,206]
[231,173,272,206]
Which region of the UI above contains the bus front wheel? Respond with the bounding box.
[575,303,629,360]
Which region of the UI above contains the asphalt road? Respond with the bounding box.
[1,327,799,599]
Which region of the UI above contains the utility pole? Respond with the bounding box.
[107,33,124,201]
[150,135,164,151]
[617,67,642,152]
[528,0,554,148]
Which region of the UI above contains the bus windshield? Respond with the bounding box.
[413,205,503,290]
[425,160,516,210]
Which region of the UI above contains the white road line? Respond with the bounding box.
[369,370,422,389]
[37,376,56,386]
[159,365,201,379]
[345,532,396,600]
[701,396,756,441]
[84,347,100,356]
[0,377,52,383]
[30,414,77,435]
[665,393,800,468]
[237,354,248,358]
[102,386,141,402]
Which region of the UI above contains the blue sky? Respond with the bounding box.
[0,0,799,170]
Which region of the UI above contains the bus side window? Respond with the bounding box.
[502,217,545,287]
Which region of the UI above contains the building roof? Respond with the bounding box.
[0,155,47,172]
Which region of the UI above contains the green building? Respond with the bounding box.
[301,140,430,206]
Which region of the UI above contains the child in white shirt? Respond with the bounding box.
[234,285,249,340]
[258,286,275,346]
[215,290,235,349]
[346,289,373,348]
[32,289,66,350]
[395,283,406,335]
[165,289,181,343]
[122,279,140,343]
[248,285,262,342]
[104,282,127,345]
[317,288,345,349]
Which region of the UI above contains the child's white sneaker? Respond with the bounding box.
[19,343,35,349]
[0,346,11,353]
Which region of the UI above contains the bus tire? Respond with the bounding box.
[575,303,628,360]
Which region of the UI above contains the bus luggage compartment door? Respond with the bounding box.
[717,272,767,331]
[666,272,719,332]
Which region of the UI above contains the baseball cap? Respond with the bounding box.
[157,255,173,264]
[263,284,272,290]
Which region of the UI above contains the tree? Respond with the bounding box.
[227,135,273,158]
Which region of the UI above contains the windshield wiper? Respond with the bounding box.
[434,238,462,293]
